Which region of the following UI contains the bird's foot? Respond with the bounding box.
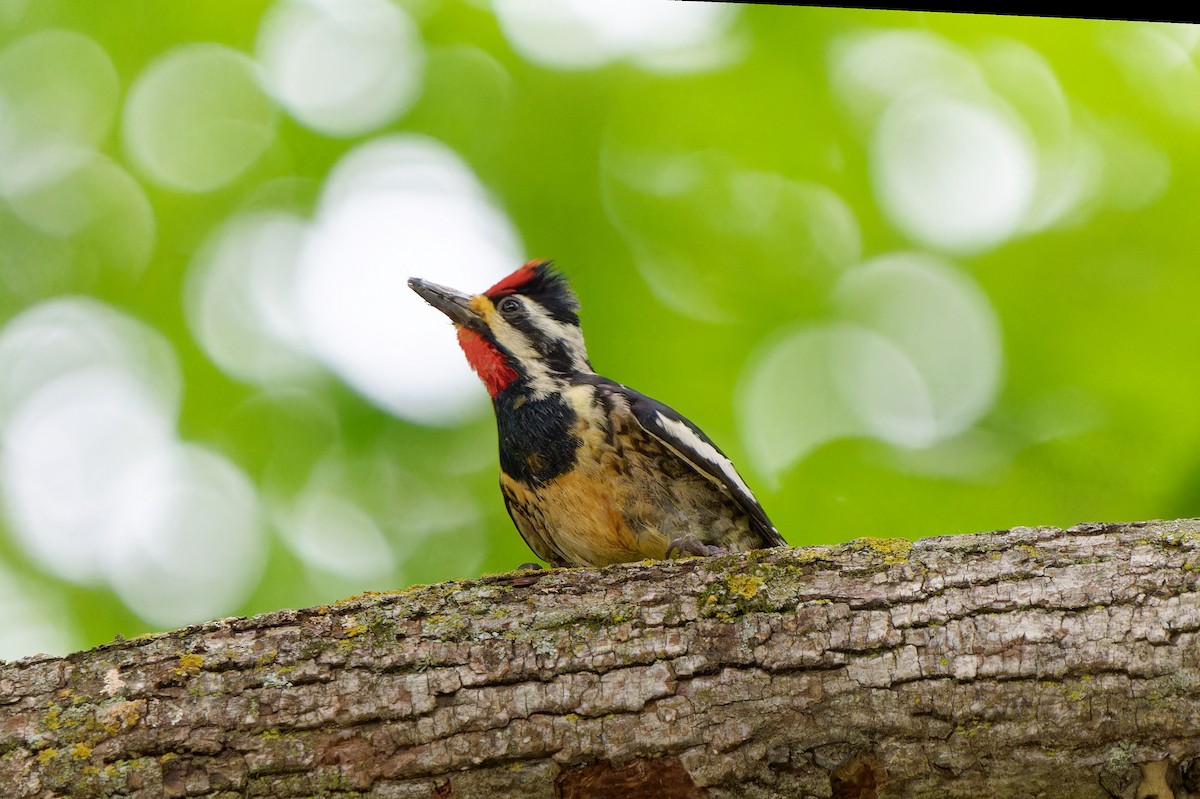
[504,561,546,587]
[666,535,729,559]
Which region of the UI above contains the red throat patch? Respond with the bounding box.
[457,327,518,397]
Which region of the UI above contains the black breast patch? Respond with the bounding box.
[495,391,579,485]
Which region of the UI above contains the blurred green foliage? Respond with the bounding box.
[0,2,1196,658]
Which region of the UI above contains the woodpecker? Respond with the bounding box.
[408,260,786,568]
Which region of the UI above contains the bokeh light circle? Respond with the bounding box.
[738,252,1002,478]
[8,154,156,275]
[101,444,265,628]
[829,29,983,131]
[1,367,176,583]
[834,252,1003,440]
[257,0,425,137]
[0,298,180,430]
[603,148,861,323]
[0,299,265,629]
[123,43,276,192]
[828,325,938,449]
[187,211,314,384]
[0,562,76,660]
[492,0,740,72]
[873,92,1036,254]
[280,491,394,581]
[0,29,119,198]
[738,324,870,479]
[296,135,523,424]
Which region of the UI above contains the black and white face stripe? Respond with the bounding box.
[489,295,592,397]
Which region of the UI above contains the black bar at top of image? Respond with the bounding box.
[682,1,1200,26]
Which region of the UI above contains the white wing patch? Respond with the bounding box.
[655,411,754,500]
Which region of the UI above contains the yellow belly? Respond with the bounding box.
[500,469,669,567]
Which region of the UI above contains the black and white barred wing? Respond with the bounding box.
[615,384,787,549]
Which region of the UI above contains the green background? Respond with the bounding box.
[0,3,1195,659]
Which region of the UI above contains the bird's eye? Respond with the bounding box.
[498,297,522,315]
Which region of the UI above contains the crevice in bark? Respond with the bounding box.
[3,518,1200,798]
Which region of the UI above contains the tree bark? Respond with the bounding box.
[3,518,1200,799]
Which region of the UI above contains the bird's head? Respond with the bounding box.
[409,260,592,398]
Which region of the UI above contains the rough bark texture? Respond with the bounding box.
[3,518,1200,799]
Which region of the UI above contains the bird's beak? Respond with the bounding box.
[408,277,486,332]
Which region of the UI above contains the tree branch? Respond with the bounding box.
[4,518,1200,798]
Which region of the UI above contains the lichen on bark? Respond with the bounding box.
[3,518,1200,798]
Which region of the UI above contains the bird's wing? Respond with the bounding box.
[590,377,787,548]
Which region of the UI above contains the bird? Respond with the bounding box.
[408,260,786,568]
